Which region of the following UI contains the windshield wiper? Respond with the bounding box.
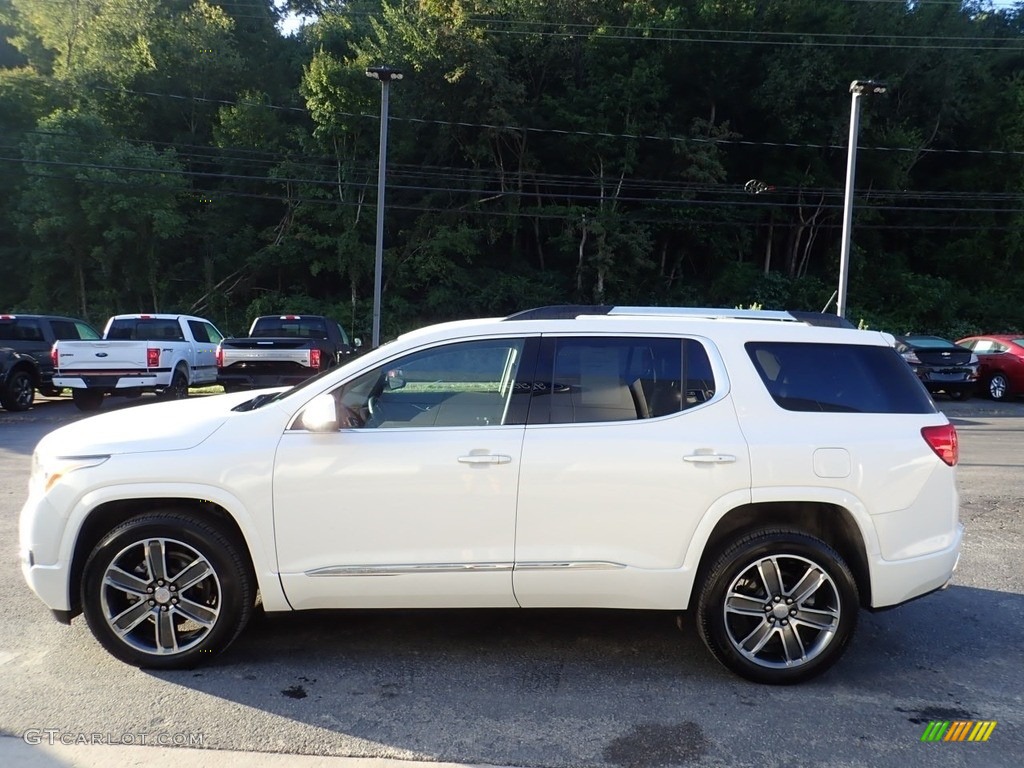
[231,392,278,412]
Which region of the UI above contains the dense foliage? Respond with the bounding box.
[1,0,1023,339]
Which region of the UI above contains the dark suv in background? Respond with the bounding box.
[0,314,100,411]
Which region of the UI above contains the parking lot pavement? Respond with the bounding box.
[1,737,509,768]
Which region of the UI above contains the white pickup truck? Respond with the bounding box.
[52,313,224,411]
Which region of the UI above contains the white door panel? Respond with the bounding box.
[273,427,524,608]
[513,399,751,608]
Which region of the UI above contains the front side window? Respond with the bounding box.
[747,342,935,414]
[322,338,531,429]
[527,336,716,425]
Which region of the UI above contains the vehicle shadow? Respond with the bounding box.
[136,584,1024,767]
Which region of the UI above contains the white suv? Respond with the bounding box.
[19,306,963,684]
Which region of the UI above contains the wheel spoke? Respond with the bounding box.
[725,592,767,617]
[154,610,178,653]
[780,623,806,664]
[172,558,213,593]
[144,539,168,582]
[739,619,775,655]
[111,600,153,635]
[793,606,839,631]
[788,565,826,605]
[174,597,218,626]
[104,566,151,596]
[757,557,784,596]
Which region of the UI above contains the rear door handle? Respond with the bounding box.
[683,453,737,464]
[458,454,512,465]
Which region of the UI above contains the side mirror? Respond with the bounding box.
[300,394,339,432]
[385,368,406,391]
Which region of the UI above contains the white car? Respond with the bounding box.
[19,306,963,684]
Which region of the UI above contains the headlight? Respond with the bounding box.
[30,452,110,494]
[901,351,921,365]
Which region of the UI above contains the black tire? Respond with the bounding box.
[81,511,254,669]
[695,528,859,685]
[71,388,104,412]
[987,373,1011,401]
[160,368,189,401]
[1,368,35,411]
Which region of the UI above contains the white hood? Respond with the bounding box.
[35,394,257,457]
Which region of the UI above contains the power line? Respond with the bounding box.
[86,86,1024,157]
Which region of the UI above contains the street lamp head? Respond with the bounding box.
[850,80,887,96]
[366,65,404,83]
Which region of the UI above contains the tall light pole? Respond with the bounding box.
[366,65,403,347]
[837,79,886,319]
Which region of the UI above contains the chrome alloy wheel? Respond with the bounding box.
[722,554,841,669]
[99,537,222,656]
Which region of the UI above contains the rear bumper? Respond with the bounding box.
[869,523,964,608]
[54,373,167,391]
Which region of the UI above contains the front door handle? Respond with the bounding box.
[458,454,512,465]
[683,453,737,464]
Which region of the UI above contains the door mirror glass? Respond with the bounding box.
[385,368,406,391]
[300,394,339,432]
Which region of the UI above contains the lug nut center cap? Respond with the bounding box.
[154,586,172,605]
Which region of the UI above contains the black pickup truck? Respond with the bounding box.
[0,314,101,411]
[216,314,360,392]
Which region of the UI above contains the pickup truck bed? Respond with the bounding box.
[217,315,359,391]
[53,314,224,411]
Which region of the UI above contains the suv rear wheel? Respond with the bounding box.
[696,528,859,685]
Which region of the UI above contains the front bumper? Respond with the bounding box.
[19,493,72,612]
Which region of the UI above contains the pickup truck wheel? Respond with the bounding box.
[71,389,104,412]
[1,368,35,411]
[81,512,254,669]
[695,528,858,685]
[161,369,189,401]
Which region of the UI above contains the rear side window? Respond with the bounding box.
[50,319,100,340]
[746,342,935,414]
[0,319,43,341]
[188,320,212,343]
[528,336,716,424]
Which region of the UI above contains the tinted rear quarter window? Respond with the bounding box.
[746,342,935,414]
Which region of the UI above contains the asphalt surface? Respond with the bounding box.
[1,393,1022,768]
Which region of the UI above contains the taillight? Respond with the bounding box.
[922,424,958,466]
[51,345,58,370]
[147,348,160,368]
[215,346,223,368]
[310,348,321,369]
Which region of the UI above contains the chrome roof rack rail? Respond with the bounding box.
[504,305,854,328]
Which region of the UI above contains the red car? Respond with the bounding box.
[956,334,1024,401]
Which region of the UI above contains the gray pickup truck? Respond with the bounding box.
[215,314,360,392]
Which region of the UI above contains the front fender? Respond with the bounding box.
[63,482,290,612]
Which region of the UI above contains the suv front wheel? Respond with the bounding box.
[696,528,859,684]
[81,511,254,669]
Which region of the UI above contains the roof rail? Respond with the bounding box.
[504,305,854,328]
[503,305,612,321]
